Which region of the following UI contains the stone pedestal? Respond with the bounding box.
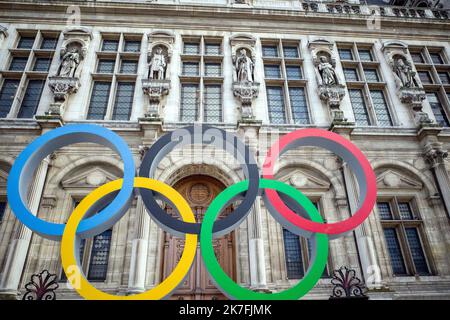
[142,79,170,119]
[232,81,260,120]
[47,76,81,117]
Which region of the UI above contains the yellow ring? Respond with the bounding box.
[61,177,197,300]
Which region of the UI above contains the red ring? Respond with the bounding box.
[262,128,377,235]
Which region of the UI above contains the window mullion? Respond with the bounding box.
[398,223,415,276]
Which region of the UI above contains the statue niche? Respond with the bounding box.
[141,43,171,120]
[148,46,168,80]
[232,47,259,120]
[318,55,340,86]
[310,48,346,122]
[58,42,82,78]
[393,55,419,89]
[235,48,254,83]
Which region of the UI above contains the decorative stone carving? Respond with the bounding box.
[142,31,174,120]
[0,24,8,43]
[230,34,260,121]
[46,27,91,118]
[423,141,448,168]
[47,77,80,115]
[308,39,346,123]
[382,41,433,126]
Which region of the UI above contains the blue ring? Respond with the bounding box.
[7,124,135,240]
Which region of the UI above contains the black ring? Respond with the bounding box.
[139,125,260,237]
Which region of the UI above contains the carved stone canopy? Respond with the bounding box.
[147,30,174,62]
[308,39,337,68]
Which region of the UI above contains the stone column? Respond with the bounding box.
[237,122,267,290]
[0,156,50,299]
[127,198,150,293]
[341,162,381,289]
[423,142,450,218]
[247,197,267,289]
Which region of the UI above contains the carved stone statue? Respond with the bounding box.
[394,57,418,88]
[149,46,167,80]
[58,47,80,78]
[318,55,339,85]
[235,48,254,83]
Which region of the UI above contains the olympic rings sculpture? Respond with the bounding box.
[6,123,377,300]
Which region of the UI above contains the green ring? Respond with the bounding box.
[200,178,329,300]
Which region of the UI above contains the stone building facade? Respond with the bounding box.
[0,0,449,300]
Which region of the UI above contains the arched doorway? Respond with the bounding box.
[160,175,236,300]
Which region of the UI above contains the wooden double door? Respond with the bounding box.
[161,175,236,300]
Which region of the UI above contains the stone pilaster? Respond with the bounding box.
[0,156,51,299]
[127,198,150,293]
[423,141,450,218]
[127,120,164,293]
[237,121,267,290]
[341,162,382,289]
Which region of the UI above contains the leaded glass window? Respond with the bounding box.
[9,57,28,71]
[339,48,353,60]
[17,80,45,118]
[262,45,278,57]
[349,89,370,126]
[0,80,19,118]
[289,87,309,125]
[405,228,430,275]
[283,46,299,58]
[411,52,425,64]
[418,71,433,84]
[344,68,359,81]
[438,72,450,84]
[120,60,138,74]
[41,38,58,50]
[264,65,281,78]
[427,92,449,127]
[102,39,119,52]
[182,62,199,76]
[364,69,380,82]
[377,202,393,220]
[379,199,432,276]
[87,229,112,281]
[370,90,393,126]
[358,49,373,61]
[18,36,35,49]
[97,59,115,73]
[33,57,52,72]
[184,42,200,55]
[398,202,413,220]
[204,63,221,77]
[286,66,302,80]
[267,86,286,124]
[430,52,444,65]
[87,82,111,120]
[0,201,6,222]
[204,85,222,122]
[383,228,407,275]
[112,82,134,121]
[283,228,304,279]
[205,43,221,55]
[180,84,198,122]
[124,40,140,53]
